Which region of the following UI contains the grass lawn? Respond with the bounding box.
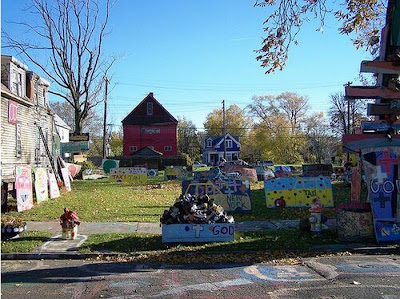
[5,178,360,223]
[80,230,340,254]
[1,231,53,253]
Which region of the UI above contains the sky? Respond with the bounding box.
[1,0,373,131]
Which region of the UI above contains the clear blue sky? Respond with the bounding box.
[2,0,372,130]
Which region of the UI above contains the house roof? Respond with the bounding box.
[132,146,163,157]
[122,92,178,126]
[54,114,72,130]
[209,133,240,147]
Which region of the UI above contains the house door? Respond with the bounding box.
[210,154,218,166]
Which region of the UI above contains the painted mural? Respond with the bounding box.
[182,178,251,213]
[109,167,147,183]
[16,165,33,212]
[34,167,49,204]
[264,176,333,208]
[48,170,60,199]
[362,147,400,243]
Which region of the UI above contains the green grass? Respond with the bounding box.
[6,179,357,223]
[1,231,53,253]
[79,230,340,255]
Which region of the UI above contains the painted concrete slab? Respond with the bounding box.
[37,235,87,253]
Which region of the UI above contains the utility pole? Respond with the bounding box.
[222,99,226,161]
[102,77,109,159]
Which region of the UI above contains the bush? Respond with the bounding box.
[1,214,25,229]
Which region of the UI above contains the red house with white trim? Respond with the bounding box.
[122,93,178,157]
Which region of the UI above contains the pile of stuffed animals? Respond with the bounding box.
[161,194,234,224]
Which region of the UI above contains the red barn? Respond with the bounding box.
[122,93,178,157]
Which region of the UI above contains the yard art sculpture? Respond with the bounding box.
[264,175,333,208]
[60,207,80,240]
[182,168,252,213]
[362,147,400,243]
[15,165,34,212]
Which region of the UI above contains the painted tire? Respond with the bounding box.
[148,170,157,177]
[274,198,286,208]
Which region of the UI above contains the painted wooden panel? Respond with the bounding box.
[109,167,147,183]
[15,165,33,212]
[48,170,60,199]
[162,223,234,243]
[345,85,400,100]
[102,159,119,174]
[182,179,252,213]
[164,166,191,180]
[61,168,71,192]
[34,167,48,203]
[264,176,333,208]
[362,147,400,243]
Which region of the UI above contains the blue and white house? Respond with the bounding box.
[203,133,241,166]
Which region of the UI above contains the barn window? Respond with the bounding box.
[147,102,153,115]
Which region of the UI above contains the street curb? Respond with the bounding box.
[2,245,399,261]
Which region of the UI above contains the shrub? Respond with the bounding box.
[1,214,25,229]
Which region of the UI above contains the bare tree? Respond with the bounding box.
[328,92,366,136]
[3,0,115,134]
[254,0,386,73]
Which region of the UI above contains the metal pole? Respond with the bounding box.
[102,77,109,158]
[222,100,226,160]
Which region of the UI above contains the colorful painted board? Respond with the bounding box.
[222,166,258,182]
[182,179,252,213]
[65,163,82,178]
[193,168,221,181]
[61,168,72,192]
[102,159,119,174]
[264,176,333,208]
[162,223,234,243]
[164,166,190,181]
[34,167,49,203]
[48,170,60,199]
[362,147,400,243]
[351,166,362,202]
[15,165,33,211]
[109,167,147,183]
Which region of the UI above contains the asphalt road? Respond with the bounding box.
[2,254,400,298]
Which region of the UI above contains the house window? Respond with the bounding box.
[129,146,137,151]
[164,146,172,151]
[16,123,22,157]
[147,102,153,115]
[42,89,47,106]
[225,139,233,148]
[13,72,22,96]
[206,139,212,147]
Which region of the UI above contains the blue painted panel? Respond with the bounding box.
[162,223,235,243]
[374,220,400,242]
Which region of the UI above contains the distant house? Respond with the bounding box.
[203,133,241,165]
[1,55,55,186]
[122,92,178,157]
[54,114,71,143]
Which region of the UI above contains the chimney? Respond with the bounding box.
[149,92,154,97]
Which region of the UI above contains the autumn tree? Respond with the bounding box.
[203,104,251,137]
[3,0,115,134]
[247,93,309,164]
[254,0,387,73]
[177,116,201,161]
